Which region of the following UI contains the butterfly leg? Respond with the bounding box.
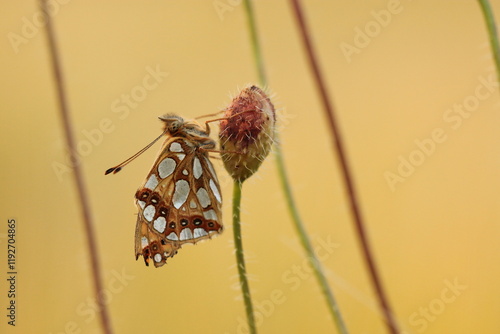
[202,109,258,134]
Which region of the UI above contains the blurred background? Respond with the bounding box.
[1,1,500,333]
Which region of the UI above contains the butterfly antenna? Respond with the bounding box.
[105,130,167,175]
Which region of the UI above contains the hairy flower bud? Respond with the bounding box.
[219,85,276,182]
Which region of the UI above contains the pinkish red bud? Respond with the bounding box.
[219,85,276,182]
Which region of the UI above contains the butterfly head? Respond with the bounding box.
[159,114,186,135]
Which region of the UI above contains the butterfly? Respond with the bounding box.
[106,114,223,267]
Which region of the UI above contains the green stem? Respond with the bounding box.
[478,0,500,84]
[242,1,348,333]
[232,180,256,334]
[275,145,348,334]
[243,0,266,85]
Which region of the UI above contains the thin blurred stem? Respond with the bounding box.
[289,1,398,333]
[232,180,256,334]
[275,148,348,334]
[243,0,266,85]
[243,1,348,333]
[40,1,113,334]
[478,0,500,83]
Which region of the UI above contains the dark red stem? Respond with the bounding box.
[40,1,113,333]
[288,1,399,333]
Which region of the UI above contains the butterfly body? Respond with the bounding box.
[133,114,223,267]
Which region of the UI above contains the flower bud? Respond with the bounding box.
[219,85,276,182]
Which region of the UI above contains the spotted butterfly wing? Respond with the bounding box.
[133,116,223,267]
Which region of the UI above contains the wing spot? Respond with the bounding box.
[153,217,167,233]
[170,142,184,152]
[193,157,202,179]
[158,158,176,179]
[167,232,178,241]
[143,205,156,222]
[136,189,151,200]
[180,228,193,241]
[150,194,160,204]
[144,174,159,190]
[196,187,211,208]
[189,199,197,209]
[159,207,168,216]
[203,209,217,221]
[204,156,218,181]
[193,228,208,238]
[141,237,148,248]
[172,180,190,209]
[154,253,162,263]
[209,179,222,203]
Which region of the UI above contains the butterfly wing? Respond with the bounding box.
[165,143,223,244]
[134,137,223,267]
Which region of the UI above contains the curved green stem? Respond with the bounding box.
[275,145,348,334]
[242,1,348,333]
[478,0,500,84]
[243,0,266,85]
[232,180,256,334]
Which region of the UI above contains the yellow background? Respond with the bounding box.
[1,1,500,333]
